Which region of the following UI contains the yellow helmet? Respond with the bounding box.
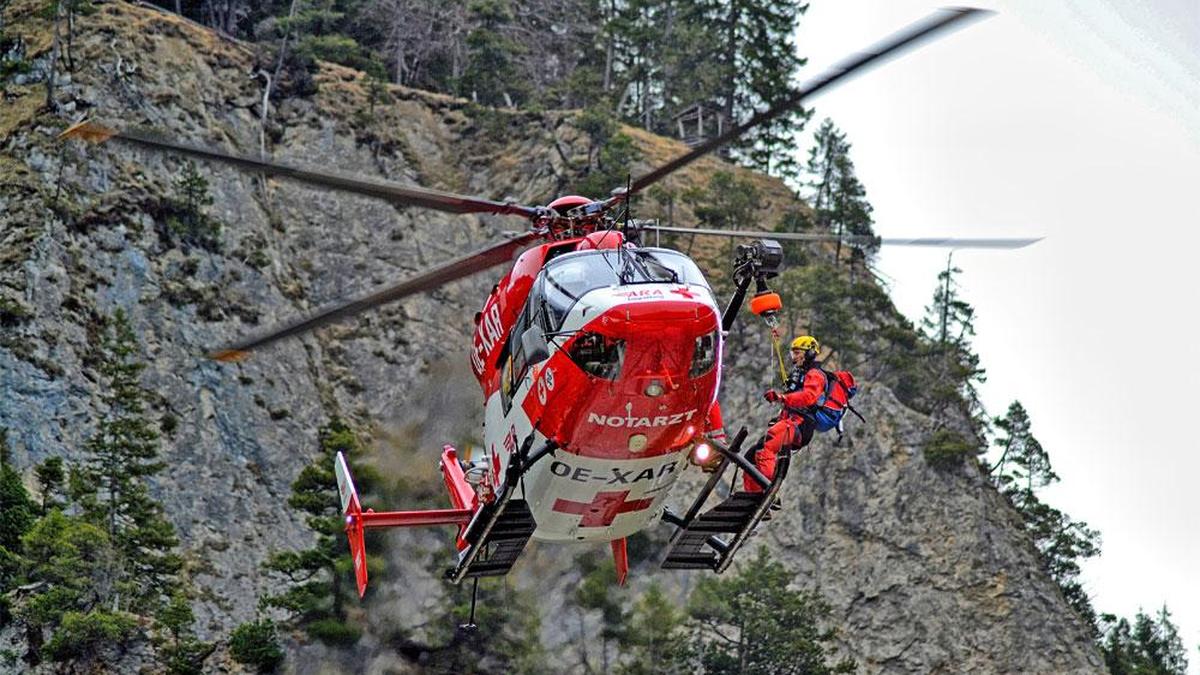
[790,335,820,356]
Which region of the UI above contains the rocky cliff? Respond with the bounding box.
[1,2,1104,672]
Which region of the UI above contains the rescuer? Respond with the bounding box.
[745,335,858,493]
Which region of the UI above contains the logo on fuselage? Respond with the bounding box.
[587,409,697,428]
[536,366,556,404]
[471,302,505,374]
[613,288,665,300]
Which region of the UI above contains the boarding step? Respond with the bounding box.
[661,427,790,574]
[447,499,537,580]
[661,493,769,570]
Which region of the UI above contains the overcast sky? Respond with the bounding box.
[794,0,1200,665]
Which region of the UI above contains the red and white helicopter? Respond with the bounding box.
[65,7,1036,618]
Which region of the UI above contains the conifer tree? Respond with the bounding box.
[157,590,216,675]
[0,429,36,554]
[596,0,807,177]
[921,256,987,426]
[166,161,220,250]
[989,401,1054,489]
[616,584,687,675]
[802,118,877,263]
[34,456,65,515]
[459,0,529,107]
[989,401,1100,631]
[685,170,761,231]
[572,106,642,198]
[572,554,623,671]
[17,510,127,666]
[0,429,35,622]
[695,0,810,179]
[1100,607,1189,674]
[685,547,854,674]
[435,578,546,672]
[229,617,285,673]
[73,309,181,613]
[263,418,374,645]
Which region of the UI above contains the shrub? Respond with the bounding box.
[306,617,362,647]
[229,618,284,673]
[42,610,138,662]
[924,429,977,470]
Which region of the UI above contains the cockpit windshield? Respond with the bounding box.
[539,248,710,330]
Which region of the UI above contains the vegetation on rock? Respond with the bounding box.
[566,547,853,673]
[0,311,205,671]
[229,617,285,673]
[135,0,811,181]
[162,160,221,251]
[1099,607,1189,675]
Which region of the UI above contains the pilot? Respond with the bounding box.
[745,335,843,493]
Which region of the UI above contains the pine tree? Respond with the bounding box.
[801,118,876,263]
[437,578,546,673]
[34,456,65,515]
[571,552,628,672]
[921,255,987,426]
[989,401,1054,490]
[17,510,125,666]
[459,0,529,107]
[989,402,1100,631]
[74,309,181,614]
[697,0,810,179]
[1100,607,1189,674]
[685,547,854,674]
[229,617,285,673]
[572,105,642,199]
[0,428,35,614]
[600,0,808,177]
[616,584,687,675]
[166,161,220,250]
[0,429,36,554]
[156,590,216,675]
[262,418,374,645]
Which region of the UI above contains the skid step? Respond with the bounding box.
[447,499,536,580]
[661,427,790,573]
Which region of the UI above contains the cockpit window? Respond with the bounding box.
[538,248,711,330]
[633,249,708,287]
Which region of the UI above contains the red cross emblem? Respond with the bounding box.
[670,287,696,299]
[552,490,655,527]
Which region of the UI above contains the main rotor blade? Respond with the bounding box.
[60,121,542,219]
[207,231,544,362]
[628,7,991,195]
[877,236,1042,249]
[645,225,1041,249]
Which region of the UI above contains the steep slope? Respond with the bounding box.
[1,2,1102,672]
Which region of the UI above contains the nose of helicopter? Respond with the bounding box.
[598,294,720,393]
[527,291,721,460]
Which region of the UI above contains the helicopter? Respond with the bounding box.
[63,7,1038,617]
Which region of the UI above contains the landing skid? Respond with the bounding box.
[660,427,791,573]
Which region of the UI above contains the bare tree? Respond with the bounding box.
[366,0,469,88]
[202,0,251,36]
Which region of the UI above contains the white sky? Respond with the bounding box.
[794,0,1200,665]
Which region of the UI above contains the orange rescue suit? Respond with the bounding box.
[744,366,845,493]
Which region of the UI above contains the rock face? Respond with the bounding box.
[0,2,1103,673]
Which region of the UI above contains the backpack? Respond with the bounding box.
[809,369,863,436]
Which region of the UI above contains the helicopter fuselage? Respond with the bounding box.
[472,234,722,542]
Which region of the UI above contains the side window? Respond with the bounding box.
[501,293,538,414]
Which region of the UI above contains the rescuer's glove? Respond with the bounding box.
[763,390,781,403]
